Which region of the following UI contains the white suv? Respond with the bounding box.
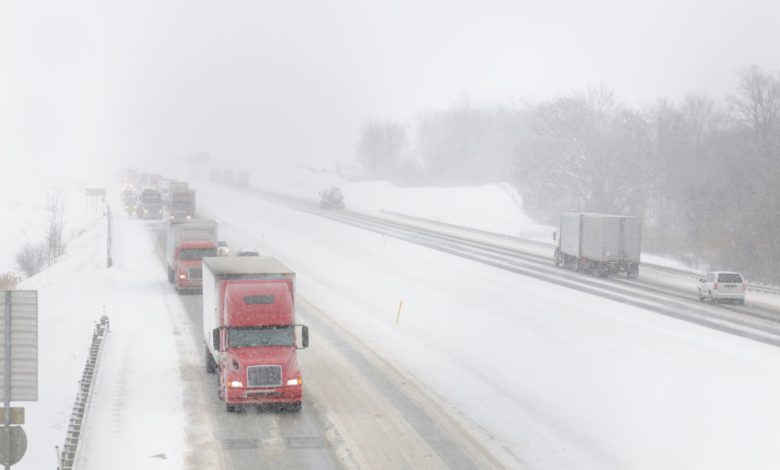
[698,271,745,305]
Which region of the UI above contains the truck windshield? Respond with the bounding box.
[179,248,217,260]
[228,326,294,347]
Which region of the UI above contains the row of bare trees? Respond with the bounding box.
[356,66,780,282]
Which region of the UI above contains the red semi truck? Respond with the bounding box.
[169,189,196,220]
[166,219,218,293]
[202,256,309,412]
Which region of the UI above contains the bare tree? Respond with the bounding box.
[730,65,780,158]
[356,121,409,181]
[521,87,652,217]
[46,193,66,266]
[15,242,45,277]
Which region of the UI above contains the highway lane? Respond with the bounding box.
[152,223,501,469]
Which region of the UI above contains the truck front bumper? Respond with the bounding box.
[226,384,302,405]
[176,279,202,293]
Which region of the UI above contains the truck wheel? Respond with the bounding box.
[287,402,302,413]
[698,289,703,302]
[226,403,238,413]
[205,346,216,374]
[709,293,718,305]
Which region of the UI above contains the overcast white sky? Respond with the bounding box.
[1,0,777,173]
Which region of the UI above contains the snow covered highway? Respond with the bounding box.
[218,183,780,349]
[13,171,780,470]
[76,204,502,469]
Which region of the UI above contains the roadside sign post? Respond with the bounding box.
[3,291,9,470]
[0,290,38,468]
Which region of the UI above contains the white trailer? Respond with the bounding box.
[554,212,641,277]
[201,256,296,363]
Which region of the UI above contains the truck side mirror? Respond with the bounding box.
[299,325,309,349]
[212,328,220,351]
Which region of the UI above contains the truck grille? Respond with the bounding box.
[247,365,282,387]
[188,267,202,280]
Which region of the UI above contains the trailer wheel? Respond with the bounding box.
[205,346,216,374]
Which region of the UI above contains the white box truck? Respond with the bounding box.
[554,212,641,277]
[202,256,308,412]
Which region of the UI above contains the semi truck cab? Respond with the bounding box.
[174,241,217,292]
[211,282,308,411]
[203,257,308,412]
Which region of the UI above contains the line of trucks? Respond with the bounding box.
[163,214,308,412]
[121,170,196,220]
[122,168,307,412]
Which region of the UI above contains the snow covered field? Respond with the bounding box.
[7,164,780,469]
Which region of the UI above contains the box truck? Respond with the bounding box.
[202,256,308,412]
[554,212,641,277]
[165,219,218,292]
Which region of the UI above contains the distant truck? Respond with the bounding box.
[162,180,186,203]
[121,168,141,191]
[165,219,218,293]
[235,171,249,188]
[553,212,641,278]
[166,180,188,198]
[319,187,345,209]
[202,256,308,412]
[137,188,163,219]
[169,189,196,220]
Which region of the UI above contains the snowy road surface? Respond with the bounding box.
[77,213,500,469]
[59,178,780,470]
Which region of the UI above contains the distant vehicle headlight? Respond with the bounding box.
[178,274,186,279]
[286,377,301,386]
[229,380,243,388]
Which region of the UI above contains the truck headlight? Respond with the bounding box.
[178,274,186,279]
[286,377,301,386]
[229,380,243,388]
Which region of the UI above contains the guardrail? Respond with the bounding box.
[55,315,110,470]
[381,210,780,296]
[379,209,555,248]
